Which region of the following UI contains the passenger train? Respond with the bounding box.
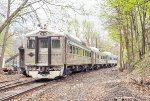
[19,29,117,79]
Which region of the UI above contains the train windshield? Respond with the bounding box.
[39,38,48,48]
[52,39,60,48]
[27,37,35,49]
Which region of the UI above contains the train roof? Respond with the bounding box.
[102,52,117,58]
[66,34,91,51]
[89,47,99,53]
[66,34,87,46]
[26,29,64,37]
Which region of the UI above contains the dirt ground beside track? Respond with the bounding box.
[0,73,25,81]
[12,67,150,101]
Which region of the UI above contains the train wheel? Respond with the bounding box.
[85,68,89,72]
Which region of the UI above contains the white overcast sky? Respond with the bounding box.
[0,0,110,42]
[31,0,108,39]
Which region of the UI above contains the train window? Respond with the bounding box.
[81,49,83,56]
[39,38,48,48]
[75,47,77,54]
[83,50,85,56]
[76,48,79,54]
[52,39,60,48]
[73,47,76,54]
[79,49,82,56]
[27,39,35,49]
[102,56,106,59]
[89,53,91,57]
[78,48,81,56]
[88,52,90,57]
[97,55,99,59]
[87,51,88,56]
[69,46,72,53]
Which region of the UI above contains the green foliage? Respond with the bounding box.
[103,0,150,71]
[107,25,120,42]
[67,18,97,46]
[82,20,97,45]
[0,32,13,56]
[67,18,80,37]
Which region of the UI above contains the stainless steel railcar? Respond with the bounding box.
[19,29,117,79]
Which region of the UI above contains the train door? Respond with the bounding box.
[38,38,48,64]
[51,36,63,65]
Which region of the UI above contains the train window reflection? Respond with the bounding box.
[39,38,48,48]
[52,39,60,48]
[27,39,35,49]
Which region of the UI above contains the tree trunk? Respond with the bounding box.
[137,3,147,56]
[132,8,142,59]
[0,0,11,73]
[116,6,123,69]
[0,0,28,73]
[130,10,134,60]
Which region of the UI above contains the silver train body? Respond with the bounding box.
[20,29,117,79]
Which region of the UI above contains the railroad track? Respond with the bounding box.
[0,80,9,84]
[0,79,37,101]
[0,79,57,101]
[0,79,18,84]
[0,79,34,92]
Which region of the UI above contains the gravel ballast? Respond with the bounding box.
[11,67,150,101]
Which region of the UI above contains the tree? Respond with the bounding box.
[67,18,80,37]
[82,20,97,46]
[102,0,150,71]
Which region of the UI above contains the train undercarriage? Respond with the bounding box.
[23,63,117,79]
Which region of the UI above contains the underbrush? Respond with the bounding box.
[128,52,150,84]
[132,52,150,73]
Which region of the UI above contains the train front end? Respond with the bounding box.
[24,30,65,79]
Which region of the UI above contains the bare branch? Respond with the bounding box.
[29,5,42,26]
[0,0,28,34]
[24,0,42,8]
[0,12,5,17]
[43,0,83,15]
[19,4,44,16]
[10,0,16,5]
